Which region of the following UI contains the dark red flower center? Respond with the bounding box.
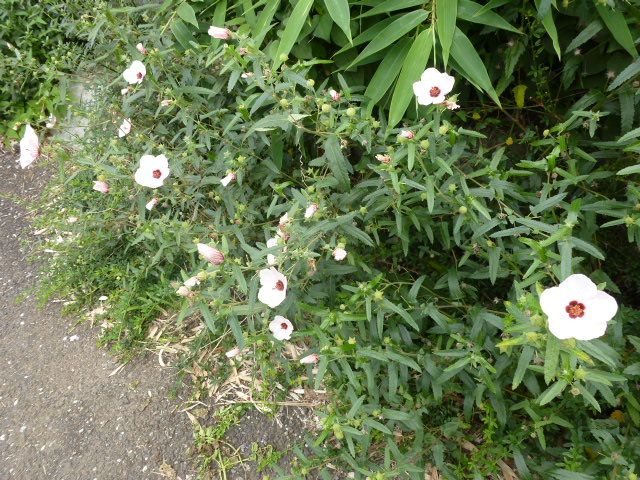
[152,169,162,179]
[429,86,441,97]
[136,72,143,79]
[280,322,288,330]
[275,280,284,291]
[565,300,586,319]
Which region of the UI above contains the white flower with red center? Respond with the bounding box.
[329,89,341,101]
[269,315,293,341]
[333,247,347,261]
[197,244,225,265]
[122,60,146,85]
[136,43,148,55]
[258,267,287,308]
[413,68,455,106]
[134,154,170,188]
[539,274,618,340]
[220,171,236,187]
[305,203,318,219]
[146,198,159,210]
[117,118,132,138]
[19,124,40,169]
[400,130,414,139]
[300,354,319,365]
[208,26,232,39]
[93,181,109,194]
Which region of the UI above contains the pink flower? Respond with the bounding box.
[197,244,225,265]
[134,154,170,189]
[117,118,131,138]
[220,172,236,187]
[160,99,173,107]
[225,347,241,358]
[375,154,391,164]
[305,203,318,219]
[146,198,159,210]
[269,315,293,341]
[333,247,347,261]
[400,130,414,139]
[93,181,109,194]
[18,124,40,169]
[208,26,232,40]
[300,354,319,365]
[413,68,455,105]
[258,267,287,308]
[122,60,146,85]
[136,43,148,55]
[329,89,341,101]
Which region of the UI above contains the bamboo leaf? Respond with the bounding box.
[457,0,520,34]
[608,57,640,91]
[534,0,560,59]
[388,28,433,128]
[450,28,500,105]
[596,4,638,58]
[565,19,602,53]
[273,0,314,70]
[324,0,352,42]
[356,0,424,18]
[254,0,281,46]
[348,10,429,68]
[437,0,457,67]
[364,38,412,107]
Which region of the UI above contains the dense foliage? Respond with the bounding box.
[19,0,640,478]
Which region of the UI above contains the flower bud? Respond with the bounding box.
[197,244,225,265]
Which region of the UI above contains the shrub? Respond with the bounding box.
[30,1,640,478]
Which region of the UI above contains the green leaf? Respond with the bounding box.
[565,19,602,53]
[570,237,605,260]
[608,57,640,91]
[450,28,501,105]
[273,0,314,70]
[348,10,429,68]
[538,379,568,406]
[228,316,245,349]
[488,246,500,284]
[381,298,420,331]
[544,334,560,384]
[619,91,634,134]
[559,241,572,280]
[357,0,424,18]
[617,164,640,176]
[324,0,352,42]
[386,348,422,372]
[176,2,198,28]
[437,0,457,67]
[198,302,216,333]
[512,346,534,389]
[170,18,196,49]
[325,135,352,191]
[534,0,560,59]
[363,418,392,435]
[254,0,281,46]
[595,4,638,58]
[457,0,520,34]
[364,38,412,107]
[619,126,640,143]
[388,28,433,128]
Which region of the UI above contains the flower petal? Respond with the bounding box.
[438,72,455,95]
[559,274,597,299]
[539,285,564,317]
